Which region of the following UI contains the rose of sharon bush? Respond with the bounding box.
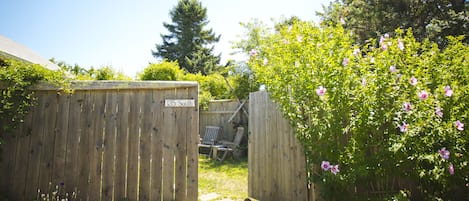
[250,21,468,200]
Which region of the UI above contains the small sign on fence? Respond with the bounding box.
[165,99,196,107]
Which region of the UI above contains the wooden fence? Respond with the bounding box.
[199,100,248,141]
[248,91,319,201]
[0,81,199,201]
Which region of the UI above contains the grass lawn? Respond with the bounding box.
[198,156,249,201]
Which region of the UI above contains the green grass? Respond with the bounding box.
[198,156,249,201]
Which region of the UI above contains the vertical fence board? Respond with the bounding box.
[38,91,58,192]
[162,89,176,201]
[24,92,48,200]
[52,93,70,186]
[102,91,118,200]
[115,91,130,200]
[174,88,188,201]
[139,90,152,201]
[1,114,19,196]
[127,90,140,201]
[10,106,34,201]
[150,89,163,201]
[88,91,106,201]
[64,92,83,194]
[186,87,198,201]
[77,91,93,200]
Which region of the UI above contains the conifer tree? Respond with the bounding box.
[152,0,220,75]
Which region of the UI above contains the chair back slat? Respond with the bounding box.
[201,126,221,145]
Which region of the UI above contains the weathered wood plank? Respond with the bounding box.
[51,92,70,186]
[10,105,34,201]
[127,90,141,201]
[87,91,106,201]
[38,90,58,192]
[0,113,20,196]
[139,90,152,201]
[174,88,188,201]
[186,87,199,201]
[64,91,84,195]
[150,89,163,201]
[24,92,48,200]
[77,90,93,200]
[114,91,130,200]
[162,89,176,201]
[102,91,117,201]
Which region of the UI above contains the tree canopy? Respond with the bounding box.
[317,0,469,47]
[152,0,221,75]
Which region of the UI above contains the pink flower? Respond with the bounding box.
[330,165,340,175]
[444,86,453,97]
[410,77,418,86]
[455,120,464,131]
[381,43,388,50]
[316,86,326,96]
[389,65,396,73]
[418,90,429,100]
[399,122,408,132]
[353,48,360,56]
[263,58,268,66]
[398,38,404,50]
[361,78,367,86]
[250,49,257,56]
[297,35,303,42]
[342,58,349,66]
[435,106,443,118]
[448,163,454,175]
[321,161,331,171]
[439,147,450,160]
[403,102,412,112]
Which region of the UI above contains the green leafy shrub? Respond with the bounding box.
[0,60,67,144]
[249,21,468,200]
[181,72,231,109]
[139,61,183,81]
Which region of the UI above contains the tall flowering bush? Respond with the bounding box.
[249,21,468,200]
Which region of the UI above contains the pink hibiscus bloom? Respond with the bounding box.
[439,147,450,160]
[399,122,408,132]
[435,107,443,118]
[330,165,340,175]
[361,78,367,86]
[444,86,453,97]
[321,161,331,171]
[353,48,360,56]
[342,58,349,66]
[389,65,396,73]
[403,102,412,112]
[455,120,464,131]
[410,77,418,86]
[418,90,429,100]
[398,38,404,50]
[448,163,454,175]
[250,49,257,56]
[316,86,327,96]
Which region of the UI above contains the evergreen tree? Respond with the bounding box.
[152,0,221,75]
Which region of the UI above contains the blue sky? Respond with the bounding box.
[0,0,332,77]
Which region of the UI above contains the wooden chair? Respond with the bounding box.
[212,127,244,162]
[198,126,222,156]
